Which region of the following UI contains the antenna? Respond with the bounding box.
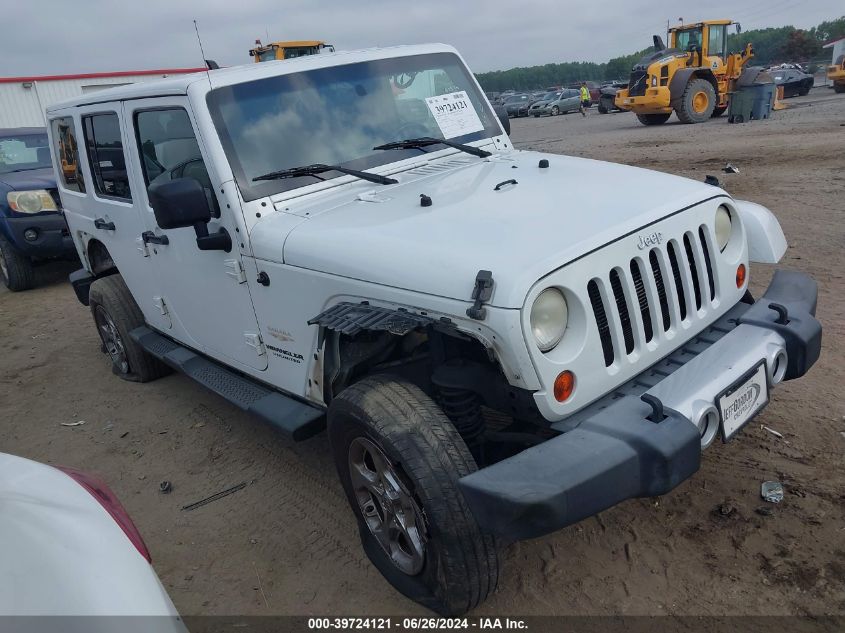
[193,20,213,89]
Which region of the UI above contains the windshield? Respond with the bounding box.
[675,28,703,51]
[208,52,499,200]
[0,132,52,174]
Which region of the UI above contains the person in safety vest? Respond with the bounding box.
[579,82,590,116]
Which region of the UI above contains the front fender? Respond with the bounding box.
[734,199,787,263]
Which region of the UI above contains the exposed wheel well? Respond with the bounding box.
[318,319,548,466]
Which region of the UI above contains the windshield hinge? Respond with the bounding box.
[466,270,494,320]
[224,259,247,284]
[136,236,150,257]
[244,332,266,356]
[152,296,169,315]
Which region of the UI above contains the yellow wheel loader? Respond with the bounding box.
[829,55,845,93]
[249,40,335,62]
[615,20,754,125]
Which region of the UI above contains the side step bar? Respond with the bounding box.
[130,326,325,441]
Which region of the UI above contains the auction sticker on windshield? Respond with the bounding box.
[719,362,769,441]
[425,91,484,139]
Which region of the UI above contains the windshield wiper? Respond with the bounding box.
[253,163,397,185]
[373,137,491,158]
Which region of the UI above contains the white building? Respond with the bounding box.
[823,36,845,65]
[0,68,206,128]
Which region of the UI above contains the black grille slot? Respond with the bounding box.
[48,188,62,209]
[588,280,614,366]
[630,260,653,343]
[628,70,648,96]
[609,269,635,355]
[667,241,687,320]
[649,249,671,332]
[683,233,702,310]
[699,226,716,301]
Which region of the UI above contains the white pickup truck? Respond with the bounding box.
[46,44,821,615]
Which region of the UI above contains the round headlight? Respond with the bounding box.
[530,288,568,352]
[715,206,732,251]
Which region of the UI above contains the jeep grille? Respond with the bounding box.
[587,226,718,367]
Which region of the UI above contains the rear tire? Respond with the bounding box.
[88,275,170,382]
[328,375,499,615]
[676,78,716,123]
[835,83,845,94]
[636,112,671,126]
[0,235,35,292]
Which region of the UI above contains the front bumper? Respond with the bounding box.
[459,270,821,540]
[2,213,75,258]
[615,86,672,113]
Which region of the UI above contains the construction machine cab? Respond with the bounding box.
[615,19,753,125]
[249,40,335,63]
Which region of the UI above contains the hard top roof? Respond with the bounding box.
[46,43,457,113]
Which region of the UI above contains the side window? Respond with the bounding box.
[134,108,219,217]
[82,113,132,200]
[50,117,85,193]
[707,25,726,60]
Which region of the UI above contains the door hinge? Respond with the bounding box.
[153,296,169,315]
[136,236,150,257]
[244,332,266,356]
[224,259,247,283]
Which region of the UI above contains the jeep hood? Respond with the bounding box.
[268,151,724,309]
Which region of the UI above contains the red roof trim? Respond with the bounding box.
[0,68,207,84]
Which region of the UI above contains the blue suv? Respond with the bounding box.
[0,127,77,291]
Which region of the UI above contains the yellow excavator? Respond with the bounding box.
[249,40,335,62]
[828,54,845,93]
[615,20,754,125]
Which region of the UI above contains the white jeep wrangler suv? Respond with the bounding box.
[46,44,821,615]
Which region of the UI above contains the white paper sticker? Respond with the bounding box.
[425,91,484,139]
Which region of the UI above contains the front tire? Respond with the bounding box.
[0,235,35,291]
[636,112,671,126]
[551,106,560,115]
[328,376,499,615]
[676,78,716,123]
[88,275,170,382]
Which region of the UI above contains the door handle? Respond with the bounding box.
[94,218,115,231]
[141,230,169,246]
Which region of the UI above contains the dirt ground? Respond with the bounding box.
[1,88,843,618]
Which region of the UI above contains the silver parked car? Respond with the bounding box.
[529,89,581,116]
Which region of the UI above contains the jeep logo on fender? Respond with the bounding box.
[637,231,663,250]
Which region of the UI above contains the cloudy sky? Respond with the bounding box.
[3,0,839,77]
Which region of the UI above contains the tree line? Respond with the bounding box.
[476,15,845,92]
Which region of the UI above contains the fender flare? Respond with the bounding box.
[733,199,787,263]
[669,68,718,107]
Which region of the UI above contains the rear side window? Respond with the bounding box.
[50,117,85,193]
[82,113,131,201]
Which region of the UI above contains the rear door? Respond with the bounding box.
[50,107,167,331]
[123,97,267,371]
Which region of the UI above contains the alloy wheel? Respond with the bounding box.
[348,436,426,575]
[94,305,129,374]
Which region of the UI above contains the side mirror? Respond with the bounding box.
[148,178,231,252]
[149,178,211,229]
[493,105,511,135]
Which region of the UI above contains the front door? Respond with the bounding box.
[123,97,267,372]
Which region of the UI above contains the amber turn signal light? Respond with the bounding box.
[554,370,575,402]
[736,263,746,288]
